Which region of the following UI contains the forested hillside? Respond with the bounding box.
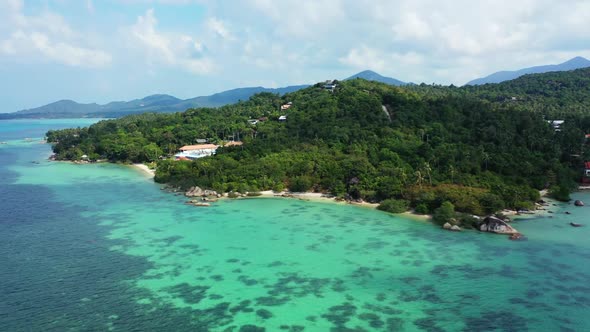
[47,70,590,219]
[410,67,590,117]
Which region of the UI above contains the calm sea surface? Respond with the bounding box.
[1,119,589,331]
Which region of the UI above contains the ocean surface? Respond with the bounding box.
[1,119,590,332]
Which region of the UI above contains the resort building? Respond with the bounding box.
[324,80,337,92]
[174,144,219,160]
[281,102,292,110]
[547,120,564,131]
[224,141,243,147]
[174,142,243,160]
[582,161,590,184]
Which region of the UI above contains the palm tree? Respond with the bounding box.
[422,162,432,185]
[482,151,490,171]
[398,168,408,185]
[448,165,456,184]
[414,170,424,188]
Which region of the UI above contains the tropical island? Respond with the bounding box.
[46,68,590,232]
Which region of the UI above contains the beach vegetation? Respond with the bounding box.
[377,199,409,214]
[433,201,456,225]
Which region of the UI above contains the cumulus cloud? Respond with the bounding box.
[339,46,424,73]
[128,8,214,74]
[0,0,111,68]
[5,0,590,89]
[207,0,590,84]
[246,0,346,38]
[207,17,233,41]
[2,31,111,67]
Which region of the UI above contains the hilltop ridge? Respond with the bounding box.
[466,56,590,85]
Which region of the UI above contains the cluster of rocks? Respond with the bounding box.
[185,186,220,198]
[475,215,518,234]
[442,222,461,232]
[183,186,221,207]
[185,199,211,207]
[274,193,295,198]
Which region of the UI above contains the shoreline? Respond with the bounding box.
[54,159,563,225]
[132,163,155,178]
[57,159,564,227]
[254,190,433,220]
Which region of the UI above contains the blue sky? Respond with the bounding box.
[1,0,589,112]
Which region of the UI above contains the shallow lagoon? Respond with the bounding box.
[1,120,589,331]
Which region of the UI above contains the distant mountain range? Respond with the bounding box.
[3,57,589,119]
[466,56,590,85]
[1,85,310,119]
[1,70,407,119]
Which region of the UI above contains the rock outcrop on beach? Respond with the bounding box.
[185,186,219,198]
[476,216,518,234]
[185,186,204,197]
[442,222,461,231]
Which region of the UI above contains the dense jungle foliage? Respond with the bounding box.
[47,68,590,216]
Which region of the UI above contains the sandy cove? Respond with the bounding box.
[257,190,433,221]
[258,190,374,206]
[132,163,155,178]
[132,168,559,222]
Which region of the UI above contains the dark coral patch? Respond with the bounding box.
[239,325,265,332]
[255,309,273,319]
[358,312,384,328]
[321,302,357,327]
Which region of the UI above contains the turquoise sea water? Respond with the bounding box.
[1,119,590,331]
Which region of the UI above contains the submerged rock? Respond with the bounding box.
[574,200,584,206]
[509,233,526,241]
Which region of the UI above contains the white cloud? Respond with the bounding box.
[207,17,233,41]
[392,12,433,41]
[117,0,204,4]
[246,0,346,39]
[210,0,590,84]
[1,30,111,67]
[131,9,176,63]
[87,0,95,14]
[339,46,389,73]
[0,0,111,68]
[127,9,214,74]
[339,46,423,78]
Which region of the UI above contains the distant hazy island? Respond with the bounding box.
[46,68,590,232]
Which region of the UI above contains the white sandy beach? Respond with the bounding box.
[133,163,155,178]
